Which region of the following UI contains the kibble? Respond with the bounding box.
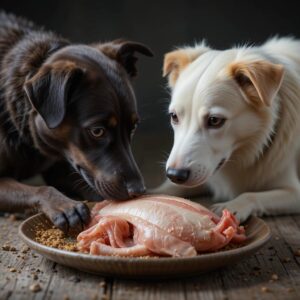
[261,286,270,293]
[9,268,17,273]
[35,228,77,251]
[21,246,30,254]
[8,214,17,221]
[271,274,278,281]
[2,244,16,251]
[282,257,291,263]
[29,283,42,293]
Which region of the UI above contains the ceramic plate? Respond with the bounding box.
[19,213,271,279]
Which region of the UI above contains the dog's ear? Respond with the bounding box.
[93,40,153,77]
[163,42,210,88]
[229,60,284,107]
[24,61,83,129]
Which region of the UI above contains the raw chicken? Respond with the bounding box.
[77,195,246,257]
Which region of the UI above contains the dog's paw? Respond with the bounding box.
[211,198,255,223]
[37,187,90,233]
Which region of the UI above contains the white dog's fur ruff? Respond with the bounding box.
[156,37,300,222]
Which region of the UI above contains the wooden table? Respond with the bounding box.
[1,213,300,300]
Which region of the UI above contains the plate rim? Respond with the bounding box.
[18,212,271,263]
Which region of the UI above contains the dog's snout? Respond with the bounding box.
[166,168,190,184]
[126,183,146,198]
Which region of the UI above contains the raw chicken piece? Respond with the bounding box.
[77,195,246,257]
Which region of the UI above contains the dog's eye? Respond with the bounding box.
[170,112,179,124]
[88,127,105,139]
[207,116,226,129]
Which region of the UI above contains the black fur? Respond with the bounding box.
[0,11,153,232]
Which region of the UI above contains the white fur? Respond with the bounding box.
[156,37,300,222]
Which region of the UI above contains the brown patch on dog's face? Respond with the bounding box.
[67,143,97,173]
[108,116,118,127]
[24,41,153,200]
[228,60,284,107]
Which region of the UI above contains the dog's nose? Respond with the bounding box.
[126,184,146,198]
[166,168,190,184]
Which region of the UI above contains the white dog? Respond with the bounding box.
[156,37,300,222]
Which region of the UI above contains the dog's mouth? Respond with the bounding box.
[214,158,227,173]
[184,158,226,187]
[75,164,129,200]
[76,165,95,190]
[95,180,129,200]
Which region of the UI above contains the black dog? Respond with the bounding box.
[0,12,153,232]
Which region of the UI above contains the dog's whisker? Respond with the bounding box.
[72,178,86,190]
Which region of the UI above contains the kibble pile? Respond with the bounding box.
[35,227,78,252]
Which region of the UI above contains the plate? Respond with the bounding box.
[18,213,271,279]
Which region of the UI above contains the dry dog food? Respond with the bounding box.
[35,227,78,251]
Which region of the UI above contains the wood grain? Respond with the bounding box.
[1,215,300,300]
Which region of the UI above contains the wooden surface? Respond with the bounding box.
[1,214,300,300]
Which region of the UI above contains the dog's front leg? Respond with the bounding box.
[211,188,300,222]
[0,178,90,232]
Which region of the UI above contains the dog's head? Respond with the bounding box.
[24,40,153,199]
[163,43,284,187]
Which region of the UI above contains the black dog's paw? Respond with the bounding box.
[37,186,90,234]
[51,203,90,233]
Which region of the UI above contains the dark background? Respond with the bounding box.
[1,0,300,186]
